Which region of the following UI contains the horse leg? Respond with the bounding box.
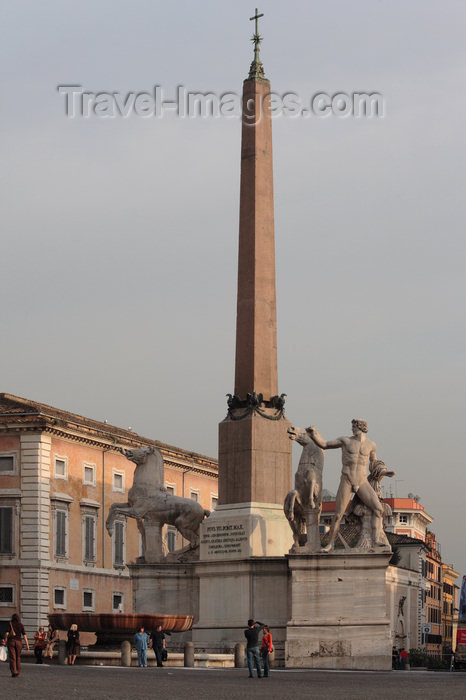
[175,517,199,548]
[106,502,133,535]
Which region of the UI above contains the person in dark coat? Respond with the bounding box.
[244,619,265,678]
[66,624,80,665]
[150,625,166,667]
[5,613,29,677]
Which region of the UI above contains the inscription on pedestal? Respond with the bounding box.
[201,522,249,558]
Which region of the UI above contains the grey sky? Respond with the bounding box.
[1,1,465,577]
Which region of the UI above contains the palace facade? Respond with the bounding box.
[0,393,217,638]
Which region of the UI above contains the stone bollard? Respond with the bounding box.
[58,639,67,665]
[235,642,246,668]
[184,641,194,667]
[121,640,131,667]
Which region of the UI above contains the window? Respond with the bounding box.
[0,507,13,554]
[399,514,408,523]
[83,514,96,563]
[211,495,218,510]
[0,453,16,474]
[113,592,124,612]
[113,470,124,493]
[83,463,96,486]
[53,587,66,608]
[83,589,95,611]
[55,508,68,558]
[54,456,68,480]
[0,585,14,605]
[165,483,175,496]
[113,521,125,567]
[190,490,199,503]
[166,527,177,552]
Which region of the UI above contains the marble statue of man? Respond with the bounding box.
[308,419,385,552]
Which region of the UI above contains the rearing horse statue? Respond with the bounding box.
[284,426,325,553]
[106,446,210,563]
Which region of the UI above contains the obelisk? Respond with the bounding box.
[200,10,292,560]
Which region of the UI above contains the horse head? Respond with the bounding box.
[123,445,157,465]
[287,426,311,447]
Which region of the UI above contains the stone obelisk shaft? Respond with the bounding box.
[218,72,291,507]
[234,79,278,400]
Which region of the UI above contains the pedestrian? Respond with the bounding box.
[400,647,409,669]
[260,625,273,677]
[244,618,265,678]
[391,645,399,670]
[4,612,29,677]
[45,624,59,659]
[150,624,166,667]
[66,623,80,665]
[134,626,149,667]
[34,625,47,664]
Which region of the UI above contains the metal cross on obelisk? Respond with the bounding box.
[249,8,265,79]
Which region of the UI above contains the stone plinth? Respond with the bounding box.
[128,562,198,648]
[193,557,288,659]
[200,502,293,560]
[286,552,392,670]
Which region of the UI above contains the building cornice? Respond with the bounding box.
[0,422,218,477]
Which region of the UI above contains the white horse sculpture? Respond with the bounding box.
[284,426,325,553]
[106,446,210,563]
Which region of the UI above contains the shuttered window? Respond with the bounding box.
[167,528,177,552]
[0,507,13,554]
[55,509,67,557]
[114,521,124,565]
[84,515,96,561]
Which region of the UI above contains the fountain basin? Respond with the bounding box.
[49,613,193,647]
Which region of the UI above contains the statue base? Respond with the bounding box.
[285,551,392,670]
[199,502,293,560]
[193,556,289,659]
[128,562,197,648]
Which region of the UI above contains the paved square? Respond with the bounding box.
[1,664,465,699]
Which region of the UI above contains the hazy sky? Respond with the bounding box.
[2,1,465,577]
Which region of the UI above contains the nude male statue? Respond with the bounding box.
[307,419,385,552]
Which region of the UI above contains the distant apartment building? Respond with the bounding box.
[442,563,459,654]
[383,496,433,540]
[424,532,443,657]
[0,393,218,639]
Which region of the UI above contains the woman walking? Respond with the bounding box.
[260,625,273,678]
[34,625,47,664]
[66,623,80,665]
[5,613,29,677]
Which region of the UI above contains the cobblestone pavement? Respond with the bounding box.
[1,664,465,700]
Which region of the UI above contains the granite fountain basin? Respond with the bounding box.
[48,613,193,647]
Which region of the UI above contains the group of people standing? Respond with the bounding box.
[1,613,78,677]
[244,619,273,678]
[134,625,166,668]
[392,645,409,670]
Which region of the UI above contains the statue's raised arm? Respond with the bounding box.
[307,426,344,450]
